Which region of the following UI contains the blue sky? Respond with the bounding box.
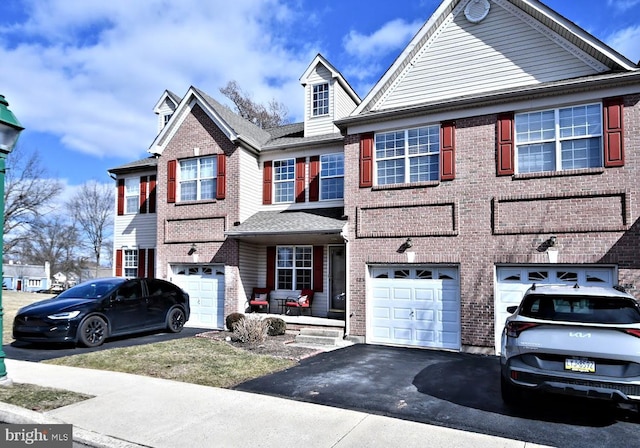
[0,0,639,198]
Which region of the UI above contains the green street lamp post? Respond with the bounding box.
[0,94,25,386]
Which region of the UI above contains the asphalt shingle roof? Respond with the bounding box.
[227,208,346,236]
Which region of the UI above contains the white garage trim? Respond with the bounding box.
[170,264,225,329]
[494,265,616,354]
[368,265,460,350]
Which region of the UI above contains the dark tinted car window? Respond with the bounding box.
[147,279,179,297]
[116,281,143,301]
[521,294,640,324]
[57,280,124,299]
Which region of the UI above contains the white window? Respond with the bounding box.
[163,113,172,125]
[515,103,603,173]
[276,246,312,290]
[28,279,41,287]
[124,178,139,214]
[179,157,216,201]
[312,83,329,116]
[124,250,138,278]
[375,125,440,185]
[274,159,295,203]
[320,153,344,200]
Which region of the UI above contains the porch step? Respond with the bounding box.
[294,328,345,347]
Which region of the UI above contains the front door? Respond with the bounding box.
[329,246,346,312]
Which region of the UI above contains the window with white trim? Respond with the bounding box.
[124,250,138,278]
[515,103,603,173]
[179,156,216,201]
[320,153,344,200]
[124,178,139,214]
[276,246,312,290]
[274,159,295,203]
[375,125,440,185]
[312,83,329,116]
[28,279,42,288]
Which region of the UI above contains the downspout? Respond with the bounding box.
[340,224,350,339]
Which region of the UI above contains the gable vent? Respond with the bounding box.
[464,0,490,23]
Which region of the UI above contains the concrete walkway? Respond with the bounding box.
[0,359,551,448]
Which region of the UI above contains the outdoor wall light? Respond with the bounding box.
[397,238,413,253]
[188,243,197,255]
[548,236,557,247]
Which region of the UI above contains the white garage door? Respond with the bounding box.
[171,265,225,329]
[369,266,460,350]
[494,266,615,354]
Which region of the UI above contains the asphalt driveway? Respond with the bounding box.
[235,344,639,448]
[3,327,206,362]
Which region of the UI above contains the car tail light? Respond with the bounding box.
[506,321,539,338]
[621,329,640,338]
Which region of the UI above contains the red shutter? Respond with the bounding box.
[266,246,276,290]
[117,179,125,216]
[167,160,177,203]
[603,97,625,167]
[496,113,515,176]
[313,246,324,292]
[148,175,157,213]
[216,154,226,199]
[137,249,146,278]
[440,121,456,181]
[115,249,123,277]
[309,156,320,202]
[147,248,155,278]
[263,161,273,205]
[360,133,374,187]
[295,157,306,203]
[139,176,148,214]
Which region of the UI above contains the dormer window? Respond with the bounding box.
[312,83,329,116]
[163,113,172,126]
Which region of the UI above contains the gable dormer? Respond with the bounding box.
[300,54,360,138]
[153,90,181,134]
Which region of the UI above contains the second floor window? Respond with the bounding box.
[375,125,440,185]
[313,83,329,116]
[124,178,139,214]
[274,159,295,203]
[515,103,603,173]
[320,153,344,200]
[179,157,216,201]
[124,250,138,278]
[276,246,312,290]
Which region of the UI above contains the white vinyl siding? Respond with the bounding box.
[305,64,337,137]
[377,4,601,111]
[238,149,262,222]
[113,170,157,252]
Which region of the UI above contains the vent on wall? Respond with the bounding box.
[464,0,491,23]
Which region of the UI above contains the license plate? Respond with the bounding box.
[565,358,596,373]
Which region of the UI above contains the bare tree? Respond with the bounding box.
[18,214,81,281]
[67,181,114,277]
[220,81,289,129]
[3,145,64,255]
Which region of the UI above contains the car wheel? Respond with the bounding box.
[500,375,522,406]
[78,316,107,347]
[166,307,186,333]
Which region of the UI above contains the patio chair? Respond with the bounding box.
[284,289,314,316]
[249,288,271,313]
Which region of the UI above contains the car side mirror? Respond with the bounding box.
[507,306,518,314]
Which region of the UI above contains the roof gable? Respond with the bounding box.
[355,0,638,115]
[300,54,360,104]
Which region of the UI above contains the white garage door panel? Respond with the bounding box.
[494,266,615,354]
[369,266,460,350]
[172,265,225,330]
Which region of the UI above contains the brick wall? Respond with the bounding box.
[344,94,640,350]
[156,104,241,318]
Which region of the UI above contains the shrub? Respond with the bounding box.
[225,312,245,331]
[232,315,269,344]
[264,317,286,336]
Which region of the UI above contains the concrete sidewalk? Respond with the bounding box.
[1,359,550,448]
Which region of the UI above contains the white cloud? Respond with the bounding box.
[343,18,422,58]
[606,0,640,12]
[0,0,314,159]
[606,25,640,63]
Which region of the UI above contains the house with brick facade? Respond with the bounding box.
[109,0,640,354]
[336,0,640,353]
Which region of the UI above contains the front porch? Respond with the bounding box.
[249,312,345,331]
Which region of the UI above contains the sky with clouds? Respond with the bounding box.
[0,0,639,192]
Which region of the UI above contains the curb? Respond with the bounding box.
[0,402,148,448]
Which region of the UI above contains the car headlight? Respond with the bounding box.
[47,311,81,320]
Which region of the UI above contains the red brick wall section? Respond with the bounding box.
[343,95,640,349]
[156,104,241,318]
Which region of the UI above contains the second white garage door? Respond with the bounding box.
[369,265,460,350]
